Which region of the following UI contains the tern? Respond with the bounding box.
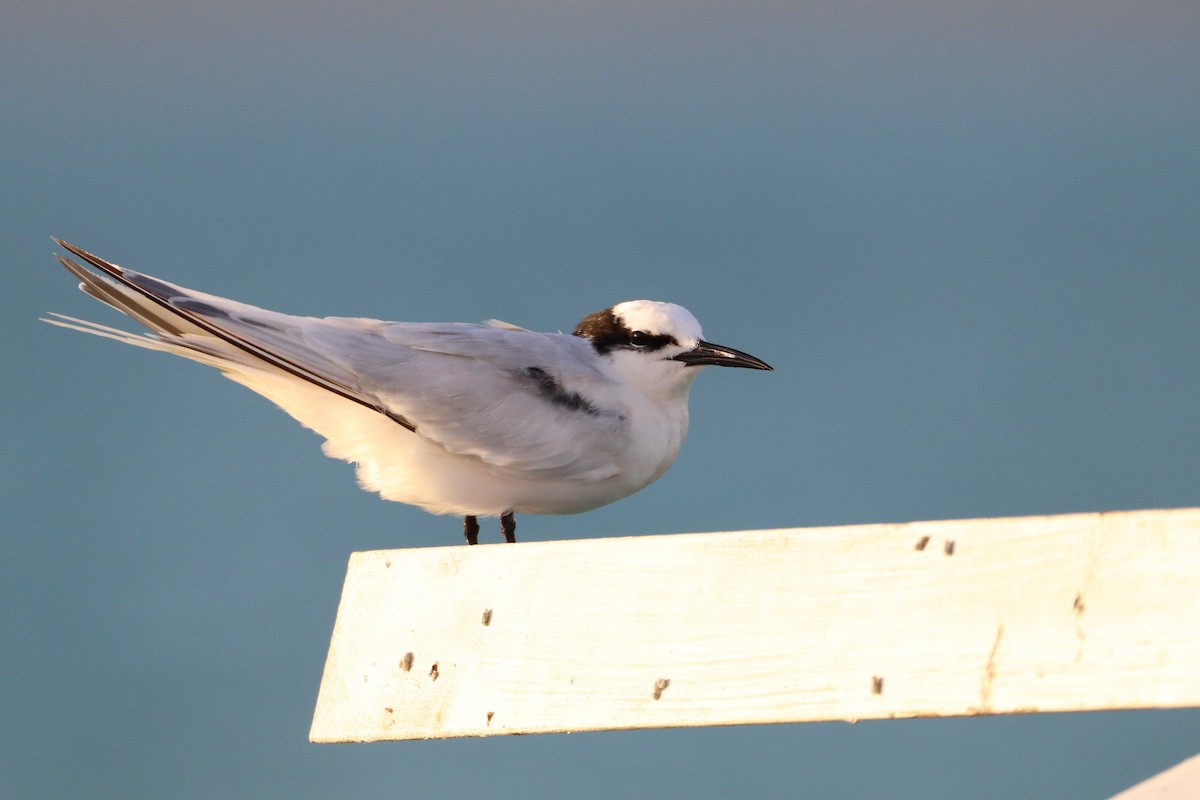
[44,240,772,543]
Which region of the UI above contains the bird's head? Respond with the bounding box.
[573,300,772,399]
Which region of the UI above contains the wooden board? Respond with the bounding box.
[310,507,1200,742]
[1110,752,1200,799]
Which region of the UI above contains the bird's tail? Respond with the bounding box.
[43,240,413,430]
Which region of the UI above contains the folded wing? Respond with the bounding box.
[46,241,629,482]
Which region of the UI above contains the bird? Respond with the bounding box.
[44,239,773,544]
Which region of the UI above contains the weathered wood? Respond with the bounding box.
[310,507,1200,742]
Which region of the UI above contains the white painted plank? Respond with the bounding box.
[310,507,1200,742]
[1109,752,1200,799]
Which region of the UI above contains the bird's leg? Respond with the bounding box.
[500,512,517,544]
[464,515,480,545]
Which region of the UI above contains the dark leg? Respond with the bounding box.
[463,515,480,545]
[500,512,517,544]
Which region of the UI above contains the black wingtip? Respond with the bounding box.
[52,238,90,263]
[53,239,89,260]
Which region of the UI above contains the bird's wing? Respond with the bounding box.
[49,241,629,480]
[308,319,630,477]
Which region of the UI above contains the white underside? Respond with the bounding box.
[226,364,686,517]
[46,313,690,517]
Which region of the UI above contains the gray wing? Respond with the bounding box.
[50,241,629,480]
[309,319,630,477]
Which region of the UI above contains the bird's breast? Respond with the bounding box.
[619,396,691,490]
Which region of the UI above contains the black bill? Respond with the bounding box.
[672,340,773,370]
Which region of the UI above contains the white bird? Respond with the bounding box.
[44,240,772,543]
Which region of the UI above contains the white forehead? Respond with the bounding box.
[612,300,703,342]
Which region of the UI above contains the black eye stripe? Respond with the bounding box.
[628,331,675,351]
[573,308,678,354]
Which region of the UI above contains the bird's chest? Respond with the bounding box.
[621,399,690,487]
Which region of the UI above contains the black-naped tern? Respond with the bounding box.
[44,240,772,543]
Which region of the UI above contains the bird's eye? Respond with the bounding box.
[629,331,650,346]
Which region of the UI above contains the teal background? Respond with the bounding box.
[4,2,1199,797]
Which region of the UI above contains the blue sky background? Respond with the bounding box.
[4,1,1199,797]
